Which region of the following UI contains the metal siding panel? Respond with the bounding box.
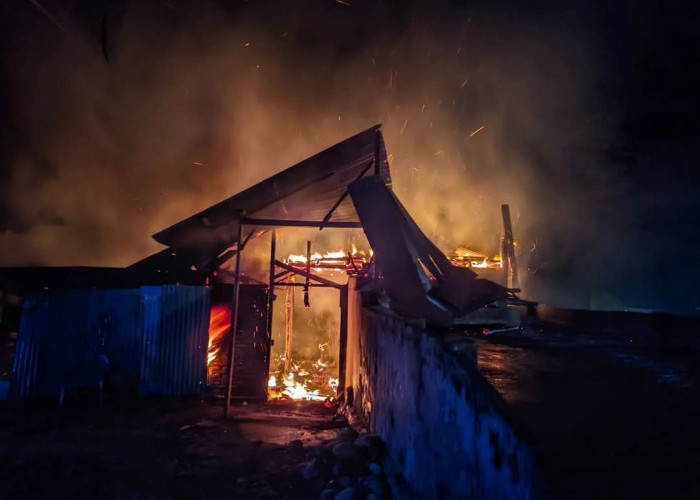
[100,289,143,390]
[138,286,209,396]
[12,295,48,400]
[139,286,161,395]
[39,291,92,398]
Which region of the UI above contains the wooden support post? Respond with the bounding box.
[224,222,244,418]
[284,282,294,374]
[501,204,519,290]
[304,240,311,307]
[338,285,348,396]
[374,129,382,177]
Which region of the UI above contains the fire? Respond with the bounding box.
[451,247,502,270]
[268,343,340,401]
[284,247,372,275]
[328,377,339,392]
[207,305,231,367]
[267,373,340,401]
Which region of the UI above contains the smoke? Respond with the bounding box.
[1,0,698,313]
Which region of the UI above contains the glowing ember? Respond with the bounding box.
[268,375,277,387]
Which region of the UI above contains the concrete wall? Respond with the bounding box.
[347,285,535,499]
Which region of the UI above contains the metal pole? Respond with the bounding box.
[265,230,276,397]
[224,222,244,418]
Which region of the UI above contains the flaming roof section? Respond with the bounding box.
[153,125,391,249]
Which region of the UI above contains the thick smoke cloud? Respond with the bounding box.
[1,0,698,314]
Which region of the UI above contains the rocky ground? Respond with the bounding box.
[0,397,377,499]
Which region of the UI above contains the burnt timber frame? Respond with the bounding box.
[224,219,355,417]
[224,136,383,416]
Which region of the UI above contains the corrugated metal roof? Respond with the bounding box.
[152,125,391,249]
[348,177,507,327]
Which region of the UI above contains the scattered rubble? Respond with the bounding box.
[298,426,390,500]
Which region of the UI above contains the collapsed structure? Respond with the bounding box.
[4,125,524,407]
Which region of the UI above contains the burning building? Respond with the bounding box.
[5,125,519,408]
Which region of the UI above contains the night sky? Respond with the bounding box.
[1,0,699,314]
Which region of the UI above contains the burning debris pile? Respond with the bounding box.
[299,427,390,500]
[450,247,503,270]
[267,356,339,402]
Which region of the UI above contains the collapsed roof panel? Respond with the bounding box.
[152,125,391,249]
[348,176,507,327]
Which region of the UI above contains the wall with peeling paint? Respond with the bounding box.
[353,305,536,499]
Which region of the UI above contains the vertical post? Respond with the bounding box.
[265,230,276,397]
[224,222,244,418]
[338,285,348,396]
[501,204,519,290]
[303,240,311,307]
[284,283,294,374]
[374,130,382,177]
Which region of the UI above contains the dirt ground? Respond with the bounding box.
[0,397,347,500]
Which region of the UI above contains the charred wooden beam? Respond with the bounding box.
[241,218,362,229]
[501,204,519,290]
[319,159,374,231]
[273,260,344,289]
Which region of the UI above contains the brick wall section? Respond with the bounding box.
[354,307,536,500]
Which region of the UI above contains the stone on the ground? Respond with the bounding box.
[320,488,339,500]
[302,460,320,481]
[361,476,386,496]
[334,487,359,500]
[336,427,359,443]
[332,461,349,478]
[368,462,382,475]
[338,475,354,488]
[353,434,386,460]
[366,494,379,500]
[312,444,335,463]
[288,439,303,450]
[332,442,362,462]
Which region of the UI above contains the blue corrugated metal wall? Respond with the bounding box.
[12,285,210,400]
[139,285,209,395]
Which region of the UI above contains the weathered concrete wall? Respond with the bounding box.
[351,304,535,499]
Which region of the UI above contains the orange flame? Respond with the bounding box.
[207,305,231,367]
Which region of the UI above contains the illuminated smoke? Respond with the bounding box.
[1,1,696,313]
